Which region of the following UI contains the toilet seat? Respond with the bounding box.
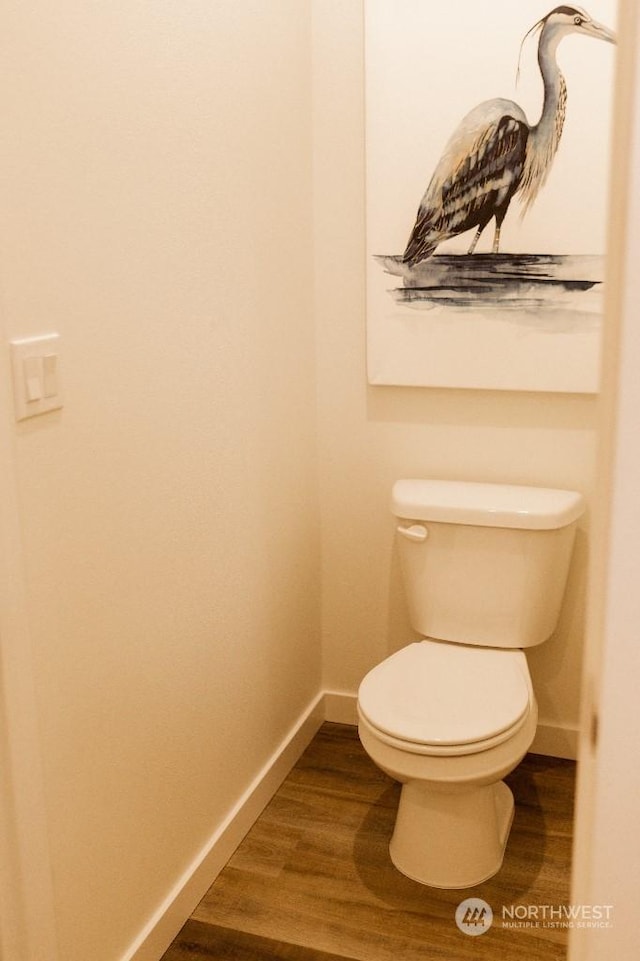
[357,640,532,757]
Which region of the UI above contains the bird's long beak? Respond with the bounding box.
[583,17,617,45]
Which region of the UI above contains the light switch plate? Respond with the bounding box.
[10,334,63,421]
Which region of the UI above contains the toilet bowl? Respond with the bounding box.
[358,639,538,888]
[357,478,583,889]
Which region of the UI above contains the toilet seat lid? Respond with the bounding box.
[357,641,530,747]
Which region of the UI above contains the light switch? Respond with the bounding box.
[10,334,63,421]
[42,354,58,398]
[24,356,45,402]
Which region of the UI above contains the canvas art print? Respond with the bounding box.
[365,1,617,392]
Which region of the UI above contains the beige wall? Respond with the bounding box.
[0,4,319,961]
[313,1,597,748]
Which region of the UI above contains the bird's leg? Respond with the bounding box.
[467,227,483,254]
[492,224,501,254]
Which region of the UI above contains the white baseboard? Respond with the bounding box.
[322,690,359,725]
[122,692,325,961]
[530,722,579,760]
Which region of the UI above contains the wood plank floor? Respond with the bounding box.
[161,723,576,961]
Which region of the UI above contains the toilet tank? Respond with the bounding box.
[393,479,585,649]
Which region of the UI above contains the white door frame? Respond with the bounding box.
[569,0,640,957]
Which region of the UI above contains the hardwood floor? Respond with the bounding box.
[161,723,576,961]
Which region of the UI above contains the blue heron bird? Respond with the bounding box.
[401,6,616,266]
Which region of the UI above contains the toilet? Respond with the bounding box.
[357,478,584,889]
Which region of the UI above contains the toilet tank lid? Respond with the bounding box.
[392,479,585,530]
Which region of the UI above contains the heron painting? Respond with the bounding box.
[365,1,617,392]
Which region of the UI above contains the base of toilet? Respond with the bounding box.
[389,778,515,888]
